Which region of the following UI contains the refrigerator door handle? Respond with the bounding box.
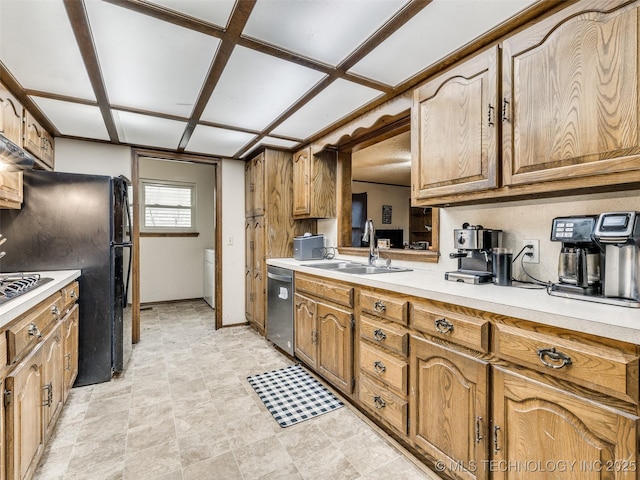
[111,241,133,248]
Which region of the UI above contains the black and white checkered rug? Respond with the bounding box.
[247,364,344,428]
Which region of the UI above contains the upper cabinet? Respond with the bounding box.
[292,147,336,219]
[24,111,54,171]
[412,46,499,201]
[0,83,24,147]
[412,0,640,206]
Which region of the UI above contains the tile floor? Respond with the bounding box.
[34,300,440,480]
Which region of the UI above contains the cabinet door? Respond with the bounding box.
[40,130,54,169]
[5,343,45,480]
[245,268,253,323]
[0,83,23,146]
[502,0,640,186]
[245,160,253,217]
[317,302,354,394]
[293,147,311,217]
[42,322,64,440]
[252,153,264,217]
[492,367,638,480]
[294,293,317,370]
[252,270,265,331]
[252,217,264,273]
[23,110,43,160]
[0,171,23,206]
[245,219,253,270]
[62,305,79,402]
[410,335,489,480]
[412,46,499,201]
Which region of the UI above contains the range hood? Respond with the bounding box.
[0,133,35,171]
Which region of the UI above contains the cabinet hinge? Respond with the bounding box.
[351,378,356,389]
[351,318,355,330]
[4,390,11,407]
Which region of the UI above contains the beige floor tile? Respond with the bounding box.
[182,451,242,480]
[123,440,182,480]
[177,430,230,468]
[294,444,360,480]
[233,436,295,480]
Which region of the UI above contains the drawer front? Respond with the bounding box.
[411,301,490,352]
[61,281,80,312]
[360,342,408,394]
[360,290,408,325]
[360,315,408,357]
[295,274,353,308]
[358,374,408,434]
[495,322,639,403]
[7,293,63,364]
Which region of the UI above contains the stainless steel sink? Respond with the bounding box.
[302,261,411,275]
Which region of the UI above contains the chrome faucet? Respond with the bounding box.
[362,218,378,265]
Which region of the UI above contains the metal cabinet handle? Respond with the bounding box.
[494,425,501,453]
[475,416,483,444]
[69,291,77,299]
[373,300,386,313]
[42,383,53,407]
[434,317,453,334]
[373,360,386,374]
[488,104,495,127]
[373,396,386,409]
[65,353,71,371]
[27,323,41,338]
[51,305,60,315]
[373,329,386,342]
[537,347,572,369]
[502,98,510,122]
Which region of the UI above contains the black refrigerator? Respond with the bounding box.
[0,170,132,386]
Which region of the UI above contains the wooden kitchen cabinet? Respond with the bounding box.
[61,304,79,402]
[492,366,638,480]
[411,335,489,480]
[411,46,499,201]
[294,273,354,395]
[41,322,63,441]
[0,172,23,209]
[292,147,336,219]
[0,83,23,148]
[24,111,54,170]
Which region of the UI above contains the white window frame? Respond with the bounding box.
[140,178,197,233]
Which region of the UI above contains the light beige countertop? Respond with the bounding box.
[0,270,82,329]
[268,258,640,344]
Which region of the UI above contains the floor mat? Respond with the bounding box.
[247,364,344,428]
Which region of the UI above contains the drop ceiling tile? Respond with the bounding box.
[243,0,407,66]
[114,111,186,150]
[271,79,383,139]
[0,0,95,100]
[145,0,235,28]
[350,0,537,86]
[30,97,109,141]
[85,0,220,117]
[256,137,300,149]
[186,125,256,157]
[201,46,325,131]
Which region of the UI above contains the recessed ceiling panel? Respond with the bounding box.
[0,0,95,100]
[201,46,325,131]
[186,125,256,157]
[85,1,220,117]
[271,79,383,139]
[114,111,186,149]
[350,0,537,86]
[243,0,408,66]
[30,97,109,141]
[145,0,235,28]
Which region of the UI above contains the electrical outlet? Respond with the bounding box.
[522,239,540,264]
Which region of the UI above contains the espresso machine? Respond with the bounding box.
[549,215,602,298]
[445,223,502,284]
[593,211,640,307]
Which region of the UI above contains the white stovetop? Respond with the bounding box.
[0,270,82,329]
[268,258,640,345]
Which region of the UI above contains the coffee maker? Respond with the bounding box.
[445,223,502,284]
[549,215,602,297]
[593,211,640,307]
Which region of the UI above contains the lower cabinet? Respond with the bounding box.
[410,335,489,480]
[62,305,79,402]
[41,323,63,441]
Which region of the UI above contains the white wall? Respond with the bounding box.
[138,158,215,303]
[55,138,131,178]
[220,159,246,326]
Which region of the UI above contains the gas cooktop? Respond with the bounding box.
[0,274,53,305]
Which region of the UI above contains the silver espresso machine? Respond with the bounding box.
[445,223,502,284]
[593,211,640,307]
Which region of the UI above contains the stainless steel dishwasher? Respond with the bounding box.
[267,266,294,355]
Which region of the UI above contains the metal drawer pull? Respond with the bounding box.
[537,347,572,369]
[502,98,510,122]
[373,360,386,374]
[51,305,60,315]
[373,329,386,341]
[487,103,495,127]
[42,383,53,407]
[27,323,41,338]
[65,353,71,371]
[69,291,77,298]
[373,396,386,409]
[494,425,501,453]
[373,300,386,313]
[434,317,453,334]
[475,416,483,444]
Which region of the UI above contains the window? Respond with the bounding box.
[140,179,196,232]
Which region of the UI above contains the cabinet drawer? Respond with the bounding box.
[360,290,408,325]
[410,300,490,352]
[360,315,408,357]
[295,273,353,308]
[360,342,408,394]
[494,322,639,403]
[61,281,79,312]
[7,293,62,364]
[358,374,408,434]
